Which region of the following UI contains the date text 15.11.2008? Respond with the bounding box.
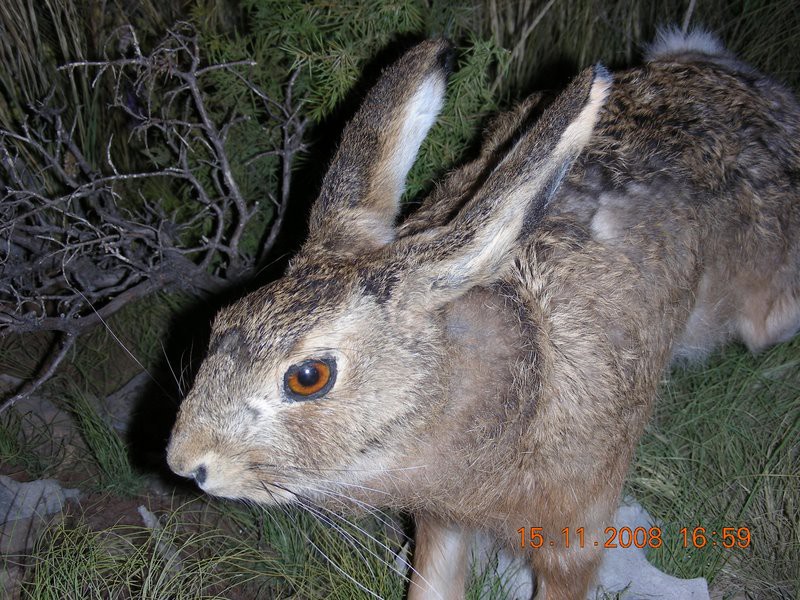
[517,526,751,549]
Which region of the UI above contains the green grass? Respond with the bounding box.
[17,503,280,600]
[466,549,531,600]
[630,337,800,598]
[204,499,410,598]
[0,409,63,479]
[12,498,410,598]
[62,388,144,497]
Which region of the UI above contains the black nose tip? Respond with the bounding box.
[193,464,207,485]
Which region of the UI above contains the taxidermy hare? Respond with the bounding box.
[167,29,800,599]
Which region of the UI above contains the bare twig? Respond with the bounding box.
[0,23,308,400]
[0,332,76,413]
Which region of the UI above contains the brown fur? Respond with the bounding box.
[167,34,800,599]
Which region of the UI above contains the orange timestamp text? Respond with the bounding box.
[517,526,751,550]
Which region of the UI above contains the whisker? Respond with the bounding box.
[306,483,407,541]
[247,463,408,544]
[251,464,392,497]
[249,478,439,599]
[307,495,399,564]
[251,460,428,475]
[305,529,385,599]
[160,339,182,395]
[178,342,196,395]
[74,289,175,399]
[268,483,387,600]
[272,483,376,561]
[296,482,411,570]
[297,483,438,596]
[297,498,378,580]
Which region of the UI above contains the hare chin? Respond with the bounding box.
[204,479,298,504]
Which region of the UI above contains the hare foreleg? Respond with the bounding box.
[408,514,470,600]
[530,532,605,600]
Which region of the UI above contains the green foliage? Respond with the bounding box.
[0,409,63,478]
[232,0,510,200]
[20,506,276,599]
[630,337,800,596]
[243,0,426,120]
[63,388,143,497]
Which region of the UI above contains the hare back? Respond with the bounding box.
[413,52,800,528]
[545,55,800,364]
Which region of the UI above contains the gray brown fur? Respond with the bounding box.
[167,33,800,599]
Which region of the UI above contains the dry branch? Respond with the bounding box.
[0,24,307,410]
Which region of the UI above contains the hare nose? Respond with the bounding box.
[192,464,208,485]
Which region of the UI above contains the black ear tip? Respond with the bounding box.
[435,40,456,75]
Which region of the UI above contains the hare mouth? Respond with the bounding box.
[204,477,300,505]
[253,481,299,504]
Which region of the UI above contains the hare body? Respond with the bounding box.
[168,32,800,599]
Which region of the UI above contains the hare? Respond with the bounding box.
[167,30,800,599]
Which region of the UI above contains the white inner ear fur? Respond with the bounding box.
[389,74,446,198]
[453,73,611,281]
[552,74,611,157]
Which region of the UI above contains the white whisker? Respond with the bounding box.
[296,483,440,597]
[297,476,407,539]
[160,339,182,395]
[285,488,388,600]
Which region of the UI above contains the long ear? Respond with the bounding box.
[395,65,611,307]
[304,39,453,255]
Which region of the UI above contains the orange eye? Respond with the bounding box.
[284,359,336,400]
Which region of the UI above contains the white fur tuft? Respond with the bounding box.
[645,27,726,62]
[392,74,446,196]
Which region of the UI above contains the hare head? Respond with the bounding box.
[166,39,610,505]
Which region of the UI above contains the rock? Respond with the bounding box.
[0,475,79,555]
[103,371,150,433]
[593,497,710,599]
[0,563,24,600]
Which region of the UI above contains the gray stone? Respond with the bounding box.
[0,475,79,555]
[0,475,79,522]
[593,497,710,599]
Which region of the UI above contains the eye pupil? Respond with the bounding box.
[297,364,320,387]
